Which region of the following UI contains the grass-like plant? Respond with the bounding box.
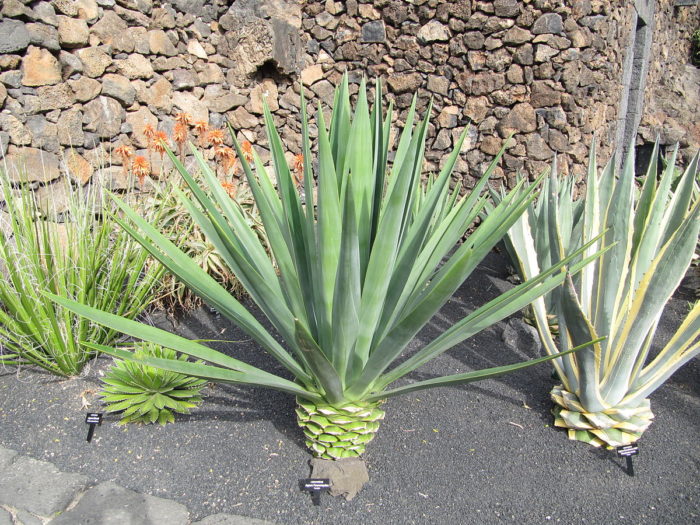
[100,342,206,425]
[141,173,267,311]
[0,170,166,376]
[495,142,700,447]
[51,78,600,459]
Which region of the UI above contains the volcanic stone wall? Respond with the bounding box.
[0,0,696,208]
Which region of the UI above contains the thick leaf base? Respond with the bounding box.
[551,385,654,448]
[296,398,385,459]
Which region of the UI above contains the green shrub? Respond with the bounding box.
[0,169,166,376]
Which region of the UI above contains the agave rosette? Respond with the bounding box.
[51,78,597,459]
[499,142,700,447]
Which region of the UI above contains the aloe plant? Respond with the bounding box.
[51,78,598,459]
[100,342,206,426]
[0,170,166,376]
[496,142,700,447]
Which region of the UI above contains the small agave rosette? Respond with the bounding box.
[551,385,654,448]
[296,398,385,459]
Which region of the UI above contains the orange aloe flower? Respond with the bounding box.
[151,130,168,155]
[143,123,156,144]
[132,155,150,186]
[292,152,304,187]
[173,122,188,160]
[192,120,209,146]
[214,145,237,175]
[114,144,134,174]
[175,112,192,127]
[207,128,225,147]
[220,179,238,200]
[241,140,254,163]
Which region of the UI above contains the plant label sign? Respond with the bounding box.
[301,478,331,506]
[85,412,103,443]
[616,444,639,476]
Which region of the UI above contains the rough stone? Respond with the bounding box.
[0,132,8,157]
[493,0,520,17]
[309,458,369,501]
[457,72,506,96]
[427,74,450,95]
[38,83,75,111]
[506,64,524,84]
[115,54,155,79]
[0,114,32,145]
[464,96,489,122]
[53,0,79,16]
[50,482,188,525]
[26,23,61,51]
[436,106,459,128]
[531,81,562,108]
[0,70,22,89]
[146,76,173,112]
[250,79,279,114]
[221,1,303,79]
[497,102,537,137]
[387,73,422,94]
[513,44,534,65]
[532,13,564,35]
[125,106,158,148]
[0,54,22,70]
[0,84,6,108]
[197,63,224,85]
[76,47,112,78]
[101,74,136,107]
[75,0,100,22]
[3,146,61,183]
[535,44,559,63]
[187,39,208,59]
[57,16,90,48]
[69,76,101,102]
[227,106,258,129]
[83,96,126,138]
[0,19,30,54]
[301,64,324,86]
[34,178,73,217]
[207,92,247,114]
[26,115,59,152]
[57,109,85,147]
[417,21,449,43]
[149,29,178,56]
[526,132,555,160]
[90,10,133,52]
[463,32,485,50]
[59,50,83,78]
[171,69,198,90]
[503,26,532,45]
[21,46,61,86]
[361,21,386,43]
[33,3,59,26]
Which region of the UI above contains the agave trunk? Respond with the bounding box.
[296,398,385,459]
[551,385,654,448]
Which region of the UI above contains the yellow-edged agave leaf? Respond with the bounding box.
[495,139,700,448]
[49,76,597,459]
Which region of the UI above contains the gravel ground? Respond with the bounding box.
[1,252,698,524]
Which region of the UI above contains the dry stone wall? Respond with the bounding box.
[639,0,699,161]
[0,0,696,207]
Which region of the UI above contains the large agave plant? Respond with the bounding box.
[51,78,597,459]
[497,142,700,448]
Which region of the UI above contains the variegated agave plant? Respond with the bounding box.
[495,142,700,448]
[51,78,594,460]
